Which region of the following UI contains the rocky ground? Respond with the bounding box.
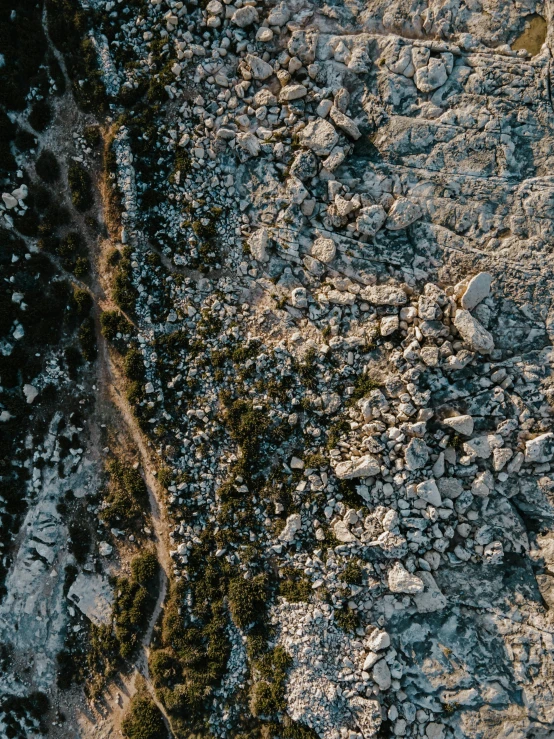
[3,0,554,737]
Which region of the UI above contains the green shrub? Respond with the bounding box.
[131,551,159,587]
[100,309,131,341]
[251,646,292,717]
[106,247,121,266]
[122,694,168,739]
[68,520,91,564]
[14,128,37,152]
[101,459,149,528]
[57,230,81,261]
[124,346,145,381]
[73,287,92,316]
[74,256,90,278]
[279,567,312,603]
[115,578,154,658]
[228,574,267,630]
[78,316,97,361]
[35,149,60,182]
[349,372,381,404]
[64,346,82,378]
[339,560,363,586]
[113,264,136,313]
[84,124,102,148]
[68,162,92,211]
[334,606,360,633]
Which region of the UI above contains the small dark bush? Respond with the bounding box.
[68,520,91,564]
[57,231,81,260]
[100,310,131,341]
[78,316,97,361]
[73,288,92,316]
[251,646,292,717]
[124,346,145,381]
[14,128,37,152]
[101,459,149,528]
[334,606,360,633]
[339,560,363,586]
[68,162,92,211]
[73,256,90,279]
[84,125,102,148]
[28,99,53,131]
[36,150,61,182]
[64,346,82,378]
[228,574,267,631]
[279,567,312,603]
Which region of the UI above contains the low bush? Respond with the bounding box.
[251,646,292,717]
[64,346,82,378]
[113,255,137,313]
[101,459,149,528]
[100,309,131,341]
[68,520,91,564]
[339,560,363,586]
[68,162,93,211]
[73,287,92,316]
[334,606,360,633]
[228,574,267,631]
[279,567,312,603]
[131,551,159,587]
[84,124,102,148]
[74,256,90,279]
[35,150,61,182]
[115,577,154,658]
[122,693,168,739]
[123,346,145,381]
[28,99,53,131]
[78,316,97,361]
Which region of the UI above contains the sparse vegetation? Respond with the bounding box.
[68,162,93,211]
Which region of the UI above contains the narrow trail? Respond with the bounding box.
[96,330,176,738]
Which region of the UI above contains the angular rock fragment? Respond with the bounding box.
[461,272,493,310]
[385,198,422,230]
[525,432,554,463]
[416,479,442,506]
[414,58,448,92]
[246,54,273,79]
[453,309,495,354]
[335,454,381,479]
[329,106,361,139]
[388,562,425,593]
[443,414,474,436]
[280,84,308,101]
[362,285,407,306]
[280,514,302,542]
[356,205,387,237]
[299,119,339,156]
[405,438,429,470]
[311,236,336,263]
[248,228,269,262]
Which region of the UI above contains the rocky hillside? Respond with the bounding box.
[2,0,554,738]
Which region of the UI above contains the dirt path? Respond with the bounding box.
[95,329,176,737]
